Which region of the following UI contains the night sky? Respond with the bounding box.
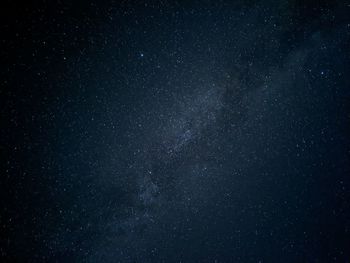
[1,0,350,262]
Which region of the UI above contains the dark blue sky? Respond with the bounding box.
[1,0,350,262]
